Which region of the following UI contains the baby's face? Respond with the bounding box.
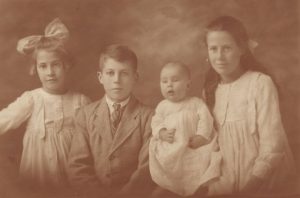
[160,65,190,102]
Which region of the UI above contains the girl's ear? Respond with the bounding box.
[134,72,139,81]
[186,80,191,89]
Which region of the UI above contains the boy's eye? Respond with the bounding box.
[121,71,129,76]
[106,71,114,76]
[209,46,217,52]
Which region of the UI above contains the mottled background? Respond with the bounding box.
[0,0,299,197]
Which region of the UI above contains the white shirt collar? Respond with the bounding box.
[105,95,130,114]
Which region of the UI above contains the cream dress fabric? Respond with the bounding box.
[208,71,295,195]
[149,97,221,196]
[0,88,90,187]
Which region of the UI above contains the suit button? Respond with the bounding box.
[109,155,115,160]
[106,173,111,177]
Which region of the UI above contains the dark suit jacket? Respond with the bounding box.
[67,96,154,195]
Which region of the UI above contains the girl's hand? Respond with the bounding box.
[188,135,209,149]
[159,128,176,143]
[241,175,263,194]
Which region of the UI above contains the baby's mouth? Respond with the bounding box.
[167,90,175,95]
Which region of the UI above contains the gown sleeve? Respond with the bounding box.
[0,91,33,134]
[150,101,166,139]
[195,98,214,140]
[252,74,287,179]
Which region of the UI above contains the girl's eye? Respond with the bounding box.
[52,61,62,67]
[121,71,129,76]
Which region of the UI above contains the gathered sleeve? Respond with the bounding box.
[150,101,166,139]
[252,75,286,179]
[195,99,214,140]
[0,91,33,134]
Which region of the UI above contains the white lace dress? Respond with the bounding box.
[149,97,221,196]
[208,71,295,195]
[0,88,90,187]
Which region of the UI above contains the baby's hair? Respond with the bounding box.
[203,15,268,111]
[163,62,191,80]
[30,37,72,75]
[99,44,138,72]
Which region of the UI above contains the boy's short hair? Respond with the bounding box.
[99,44,138,71]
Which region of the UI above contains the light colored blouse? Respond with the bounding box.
[209,71,295,195]
[0,88,90,187]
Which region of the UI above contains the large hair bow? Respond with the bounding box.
[17,18,69,54]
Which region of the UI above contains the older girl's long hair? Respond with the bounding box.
[203,16,267,111]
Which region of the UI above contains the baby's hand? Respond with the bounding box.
[188,135,209,149]
[159,128,176,143]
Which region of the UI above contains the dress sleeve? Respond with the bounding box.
[150,101,166,138]
[252,75,286,179]
[80,94,91,106]
[0,91,33,134]
[195,99,214,140]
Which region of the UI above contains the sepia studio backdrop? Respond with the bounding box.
[0,0,299,197]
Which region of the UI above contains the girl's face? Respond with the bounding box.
[36,49,68,94]
[160,65,190,102]
[206,30,244,81]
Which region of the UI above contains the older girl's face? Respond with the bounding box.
[206,30,244,82]
[36,49,68,94]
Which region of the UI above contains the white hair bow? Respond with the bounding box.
[17,18,69,54]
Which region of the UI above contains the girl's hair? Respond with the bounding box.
[203,16,267,111]
[30,37,72,75]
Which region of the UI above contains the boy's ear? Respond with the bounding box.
[97,71,103,84]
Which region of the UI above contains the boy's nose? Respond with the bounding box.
[216,49,225,59]
[113,73,120,82]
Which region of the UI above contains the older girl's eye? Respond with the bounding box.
[209,46,217,52]
[38,64,47,69]
[223,46,231,52]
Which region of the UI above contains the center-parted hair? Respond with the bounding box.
[99,44,138,71]
[30,37,72,75]
[203,16,267,111]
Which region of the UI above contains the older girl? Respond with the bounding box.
[203,16,295,195]
[0,18,90,187]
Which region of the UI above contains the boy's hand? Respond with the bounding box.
[188,135,209,149]
[159,128,175,143]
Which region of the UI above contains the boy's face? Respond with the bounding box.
[36,49,68,94]
[160,65,190,102]
[98,57,138,102]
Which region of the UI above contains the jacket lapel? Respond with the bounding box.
[109,96,140,155]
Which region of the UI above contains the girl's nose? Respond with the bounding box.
[46,66,54,75]
[216,49,225,59]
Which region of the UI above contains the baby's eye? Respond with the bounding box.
[223,46,231,52]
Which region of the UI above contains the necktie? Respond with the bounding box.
[111,103,122,133]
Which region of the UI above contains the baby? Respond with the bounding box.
[149,62,221,196]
